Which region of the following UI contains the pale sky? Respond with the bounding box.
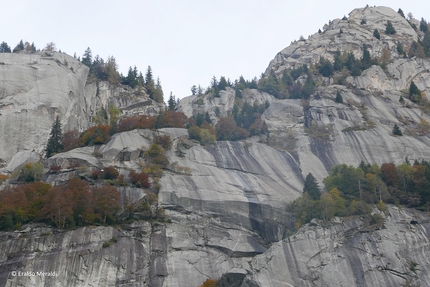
[1,1,430,101]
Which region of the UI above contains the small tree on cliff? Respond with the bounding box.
[303,173,321,200]
[46,116,63,158]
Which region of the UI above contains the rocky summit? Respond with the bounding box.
[1,5,430,287]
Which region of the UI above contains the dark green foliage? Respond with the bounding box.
[361,18,367,25]
[323,164,365,198]
[168,93,176,110]
[333,50,344,71]
[290,65,305,80]
[301,75,316,99]
[397,42,405,56]
[215,117,249,141]
[342,15,347,21]
[399,95,405,104]
[318,29,322,34]
[0,41,11,53]
[409,81,421,102]
[397,8,405,18]
[193,113,206,127]
[385,21,396,34]
[46,116,63,158]
[423,32,430,57]
[373,29,380,39]
[281,70,293,86]
[362,46,371,70]
[318,57,334,77]
[218,76,228,91]
[393,124,403,136]
[420,18,428,32]
[335,91,343,103]
[190,85,197,95]
[408,41,426,58]
[304,173,320,200]
[123,66,139,88]
[258,70,281,98]
[13,40,25,52]
[205,111,212,124]
[82,47,92,67]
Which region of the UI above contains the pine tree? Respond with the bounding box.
[397,8,405,18]
[13,40,24,52]
[0,41,11,53]
[392,124,402,136]
[46,116,64,158]
[385,21,396,35]
[409,80,421,103]
[399,95,405,105]
[145,66,153,84]
[420,18,428,32]
[373,29,380,40]
[82,47,92,67]
[335,91,343,103]
[303,173,321,200]
[168,92,176,110]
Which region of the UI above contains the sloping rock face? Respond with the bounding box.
[0,52,161,172]
[266,6,418,75]
[0,52,89,170]
[246,206,430,287]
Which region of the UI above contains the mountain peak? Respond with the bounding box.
[266,6,419,76]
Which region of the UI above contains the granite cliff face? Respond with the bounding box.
[0,52,161,172]
[2,5,430,287]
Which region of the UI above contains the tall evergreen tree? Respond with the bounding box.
[0,42,11,53]
[335,91,343,103]
[46,116,64,158]
[409,80,421,103]
[82,47,92,67]
[303,173,321,200]
[420,18,429,32]
[145,66,153,84]
[385,21,396,34]
[373,29,380,39]
[397,8,405,18]
[13,40,24,52]
[168,92,176,110]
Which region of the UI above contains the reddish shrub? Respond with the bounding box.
[129,171,150,188]
[154,135,172,149]
[103,166,119,180]
[62,129,80,151]
[80,124,112,146]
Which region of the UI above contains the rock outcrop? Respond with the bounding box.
[0,52,162,173]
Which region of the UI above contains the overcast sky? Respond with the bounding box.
[2,1,430,101]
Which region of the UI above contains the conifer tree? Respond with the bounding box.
[397,8,405,18]
[0,41,11,53]
[82,47,92,67]
[373,29,380,40]
[409,80,421,102]
[46,116,64,158]
[303,173,321,200]
[392,124,402,136]
[168,92,176,110]
[420,18,428,32]
[335,91,343,103]
[385,21,396,35]
[13,40,24,52]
